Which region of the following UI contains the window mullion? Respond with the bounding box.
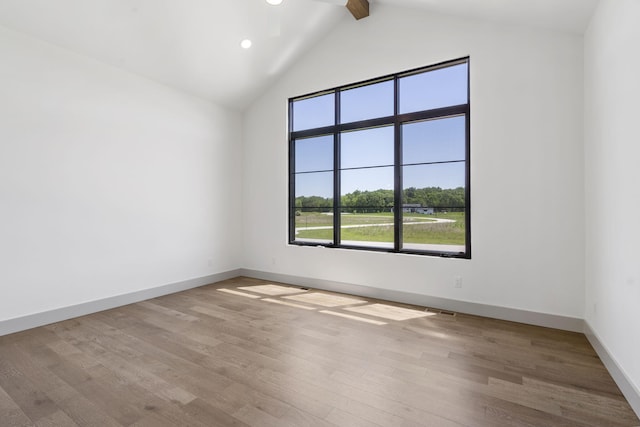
[288,101,295,244]
[333,90,341,247]
[393,77,402,252]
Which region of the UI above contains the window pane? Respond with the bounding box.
[340,80,394,123]
[293,171,333,244]
[293,208,334,245]
[402,163,466,253]
[340,166,394,248]
[340,209,394,249]
[341,126,394,169]
[399,63,468,114]
[292,93,335,131]
[295,171,333,201]
[402,116,466,165]
[403,162,465,192]
[402,211,466,253]
[341,166,394,199]
[295,135,333,173]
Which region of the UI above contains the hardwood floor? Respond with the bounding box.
[1,276,638,426]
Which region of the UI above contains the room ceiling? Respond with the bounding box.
[0,0,598,110]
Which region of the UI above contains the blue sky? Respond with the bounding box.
[293,63,467,199]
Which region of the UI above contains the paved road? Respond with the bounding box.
[296,217,455,232]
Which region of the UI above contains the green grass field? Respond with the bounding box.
[295,212,465,245]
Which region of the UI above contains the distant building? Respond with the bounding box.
[402,204,434,214]
[402,204,421,213]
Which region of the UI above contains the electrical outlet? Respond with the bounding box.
[454,276,463,288]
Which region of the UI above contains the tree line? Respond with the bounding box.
[295,187,465,212]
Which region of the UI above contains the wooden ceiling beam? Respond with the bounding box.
[346,0,369,20]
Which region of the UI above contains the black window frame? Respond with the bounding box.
[288,57,471,259]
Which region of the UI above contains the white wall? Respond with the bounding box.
[242,5,585,319]
[584,0,640,400]
[0,26,242,322]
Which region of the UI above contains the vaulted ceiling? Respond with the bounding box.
[0,0,598,110]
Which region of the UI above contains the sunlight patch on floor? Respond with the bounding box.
[346,303,435,321]
[284,292,367,307]
[217,283,443,328]
[217,288,261,298]
[262,298,316,310]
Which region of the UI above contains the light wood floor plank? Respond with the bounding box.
[1,276,638,427]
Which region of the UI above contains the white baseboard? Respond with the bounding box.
[584,321,640,419]
[1,268,584,335]
[0,269,241,337]
[239,269,584,333]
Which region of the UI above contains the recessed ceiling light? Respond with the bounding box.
[240,39,252,49]
[266,0,283,5]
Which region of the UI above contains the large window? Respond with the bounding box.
[289,58,470,258]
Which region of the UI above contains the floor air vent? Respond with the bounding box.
[439,310,456,316]
[425,308,457,316]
